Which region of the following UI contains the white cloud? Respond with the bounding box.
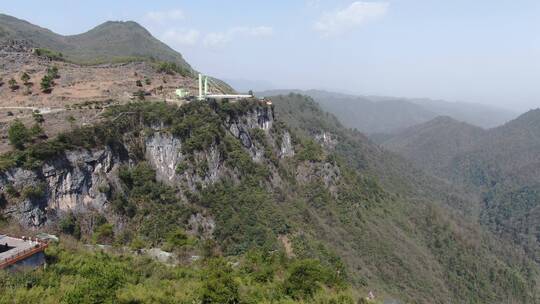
[314,1,389,37]
[162,29,200,46]
[145,9,186,24]
[203,26,274,47]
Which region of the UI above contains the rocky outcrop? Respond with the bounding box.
[0,148,122,227]
[0,104,283,228]
[280,131,295,158]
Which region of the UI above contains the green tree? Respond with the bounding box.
[8,119,30,150]
[30,123,44,138]
[47,66,59,79]
[59,213,81,239]
[40,75,53,92]
[8,78,18,91]
[283,259,327,300]
[21,72,30,84]
[201,259,240,304]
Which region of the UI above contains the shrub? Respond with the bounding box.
[200,259,240,304]
[8,78,18,91]
[34,48,64,61]
[21,184,45,200]
[155,61,192,77]
[297,139,324,162]
[8,119,30,150]
[283,259,328,299]
[30,123,45,138]
[94,223,114,244]
[162,229,195,251]
[136,80,143,87]
[21,72,30,84]
[47,66,59,79]
[33,111,45,123]
[40,74,54,93]
[59,213,81,239]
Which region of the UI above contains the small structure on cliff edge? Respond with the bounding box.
[175,74,255,102]
[0,234,48,271]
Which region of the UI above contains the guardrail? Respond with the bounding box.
[0,239,48,270]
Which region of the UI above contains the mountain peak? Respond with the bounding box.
[0,13,192,69]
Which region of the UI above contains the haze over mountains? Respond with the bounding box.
[259,89,518,134]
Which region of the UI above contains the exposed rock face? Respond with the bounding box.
[0,104,284,228]
[145,132,184,184]
[0,148,122,227]
[315,131,338,150]
[280,131,295,158]
[187,213,215,240]
[296,161,341,195]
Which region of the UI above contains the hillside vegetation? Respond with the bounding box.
[383,109,540,264]
[1,98,538,303]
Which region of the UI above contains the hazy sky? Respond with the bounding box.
[2,0,540,111]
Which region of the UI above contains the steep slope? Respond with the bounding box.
[269,93,540,302]
[259,89,517,134]
[382,108,540,263]
[1,98,538,303]
[0,14,192,69]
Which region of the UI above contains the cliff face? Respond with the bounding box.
[0,103,281,228]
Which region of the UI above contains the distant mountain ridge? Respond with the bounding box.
[258,89,517,134]
[382,109,540,263]
[0,13,192,68]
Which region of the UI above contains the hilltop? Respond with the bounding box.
[0,14,192,68]
[0,15,233,154]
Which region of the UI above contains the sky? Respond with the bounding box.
[2,0,540,111]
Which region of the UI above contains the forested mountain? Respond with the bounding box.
[1,13,539,304]
[259,89,517,134]
[1,96,538,303]
[383,109,540,263]
[0,13,192,68]
[383,116,486,176]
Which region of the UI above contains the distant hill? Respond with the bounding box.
[259,89,517,134]
[0,13,192,69]
[383,109,540,262]
[383,116,486,175]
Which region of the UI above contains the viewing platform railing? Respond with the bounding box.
[0,236,48,270]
